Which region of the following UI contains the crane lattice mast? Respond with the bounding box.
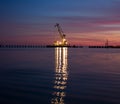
[55,23,66,39]
[54,23,68,46]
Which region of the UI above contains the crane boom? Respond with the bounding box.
[55,23,65,39]
[54,23,68,46]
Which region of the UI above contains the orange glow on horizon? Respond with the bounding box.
[0,31,120,46]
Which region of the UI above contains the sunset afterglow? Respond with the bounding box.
[0,0,120,46]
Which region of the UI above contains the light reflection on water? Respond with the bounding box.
[51,47,68,104]
[0,48,120,104]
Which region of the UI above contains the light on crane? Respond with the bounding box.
[54,23,68,46]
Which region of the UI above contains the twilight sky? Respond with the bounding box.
[0,0,120,45]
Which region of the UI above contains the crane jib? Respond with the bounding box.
[54,23,68,46]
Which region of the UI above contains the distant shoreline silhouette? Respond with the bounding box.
[0,44,120,48]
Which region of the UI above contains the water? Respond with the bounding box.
[0,48,120,104]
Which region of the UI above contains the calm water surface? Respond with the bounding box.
[0,48,120,104]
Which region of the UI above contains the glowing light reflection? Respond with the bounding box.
[51,47,68,104]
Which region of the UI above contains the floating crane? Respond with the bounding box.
[54,23,68,46]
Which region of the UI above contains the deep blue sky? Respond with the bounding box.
[0,0,120,45]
